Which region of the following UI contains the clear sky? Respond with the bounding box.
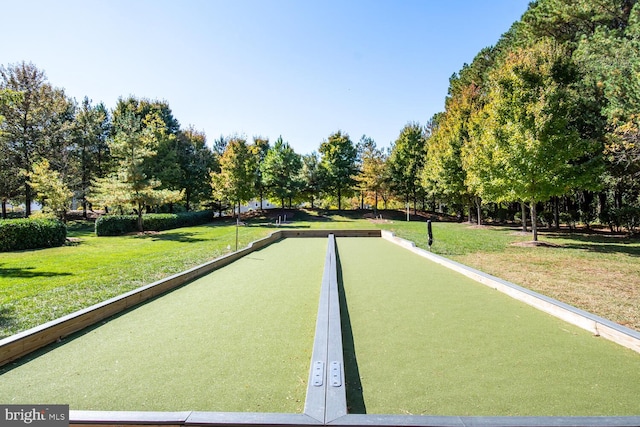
[2,0,531,154]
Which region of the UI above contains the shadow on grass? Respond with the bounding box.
[0,306,18,338]
[335,245,367,414]
[262,224,311,229]
[0,265,72,279]
[546,233,640,257]
[145,232,207,243]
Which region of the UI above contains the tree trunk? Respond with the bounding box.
[185,190,191,212]
[25,182,32,217]
[615,184,623,209]
[475,196,482,226]
[553,196,560,230]
[136,206,144,232]
[1,199,6,219]
[521,201,527,232]
[281,198,285,210]
[260,189,264,210]
[597,191,606,218]
[288,196,292,209]
[360,191,364,210]
[337,188,342,211]
[530,202,538,241]
[374,191,378,217]
[310,195,315,209]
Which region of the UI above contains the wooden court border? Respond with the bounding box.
[1,229,639,426]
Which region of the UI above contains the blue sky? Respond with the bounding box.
[2,0,531,154]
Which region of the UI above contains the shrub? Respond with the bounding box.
[0,218,67,252]
[599,207,640,234]
[540,211,555,228]
[94,215,138,236]
[559,212,576,230]
[599,210,617,232]
[614,207,640,235]
[95,210,213,236]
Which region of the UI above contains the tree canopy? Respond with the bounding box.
[261,136,302,209]
[318,131,358,211]
[2,0,640,237]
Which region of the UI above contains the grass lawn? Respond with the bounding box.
[0,238,326,412]
[0,220,274,338]
[337,237,640,416]
[1,209,639,338]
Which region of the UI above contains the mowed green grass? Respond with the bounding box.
[0,221,275,338]
[0,238,326,412]
[336,237,640,416]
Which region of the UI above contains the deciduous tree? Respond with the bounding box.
[319,131,357,211]
[470,40,601,240]
[28,159,73,220]
[356,135,386,215]
[261,136,302,209]
[300,152,322,208]
[387,122,427,214]
[250,136,270,210]
[210,136,255,217]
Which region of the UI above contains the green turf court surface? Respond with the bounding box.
[0,238,327,413]
[336,237,640,416]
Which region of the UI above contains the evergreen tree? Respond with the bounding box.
[70,97,110,217]
[0,62,74,216]
[90,107,182,231]
[177,127,216,211]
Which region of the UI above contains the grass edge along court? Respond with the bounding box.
[0,230,639,427]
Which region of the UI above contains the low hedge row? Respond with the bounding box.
[95,210,213,236]
[0,218,67,252]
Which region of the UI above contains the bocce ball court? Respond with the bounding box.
[1,229,639,427]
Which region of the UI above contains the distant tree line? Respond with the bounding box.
[1,0,639,239]
[0,61,415,226]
